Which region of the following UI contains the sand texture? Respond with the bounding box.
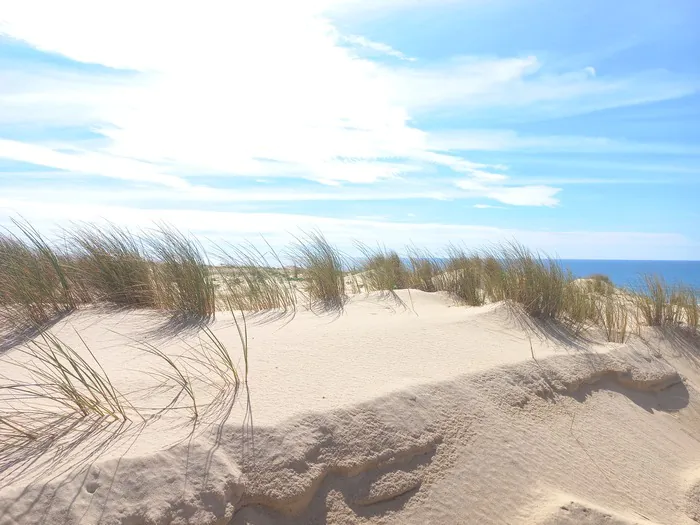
[2,290,700,524]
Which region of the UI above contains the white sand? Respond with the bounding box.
[1,289,700,524]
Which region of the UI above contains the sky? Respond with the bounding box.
[1,0,699,259]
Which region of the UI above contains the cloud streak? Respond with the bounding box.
[0,197,692,260]
[343,34,416,61]
[2,0,696,206]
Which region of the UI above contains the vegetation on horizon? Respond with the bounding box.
[0,217,697,337]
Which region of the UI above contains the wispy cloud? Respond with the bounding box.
[1,0,699,259]
[0,197,692,259]
[0,139,190,188]
[2,0,695,209]
[456,179,560,206]
[384,58,698,118]
[474,204,504,209]
[343,34,416,61]
[429,129,700,155]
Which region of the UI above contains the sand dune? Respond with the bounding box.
[1,290,700,524]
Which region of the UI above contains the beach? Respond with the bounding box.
[1,287,699,524]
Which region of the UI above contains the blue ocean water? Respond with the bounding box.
[561,260,700,291]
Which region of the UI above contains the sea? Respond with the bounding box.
[561,260,700,292]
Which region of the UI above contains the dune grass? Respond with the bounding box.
[147,226,216,318]
[290,231,346,311]
[678,286,699,332]
[488,243,571,320]
[1,332,131,421]
[0,217,696,337]
[1,311,247,459]
[67,223,158,308]
[434,246,486,306]
[405,247,440,292]
[587,273,615,295]
[0,219,76,328]
[356,244,409,292]
[217,241,296,313]
[596,293,629,343]
[140,340,199,420]
[635,275,675,327]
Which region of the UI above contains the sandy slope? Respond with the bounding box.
[1,290,700,524]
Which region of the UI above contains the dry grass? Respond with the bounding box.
[678,286,699,332]
[67,223,157,308]
[0,217,696,338]
[0,219,76,329]
[290,231,346,311]
[217,241,296,313]
[596,294,629,343]
[1,332,131,421]
[587,273,615,295]
[490,242,571,320]
[147,225,216,318]
[405,247,440,292]
[356,244,409,292]
[634,275,676,327]
[0,313,248,477]
[434,246,486,306]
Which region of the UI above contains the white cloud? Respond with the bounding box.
[486,185,560,207]
[0,139,190,188]
[429,129,700,155]
[455,179,560,206]
[0,0,696,209]
[343,34,415,61]
[473,204,503,209]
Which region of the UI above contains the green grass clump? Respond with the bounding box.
[217,241,296,313]
[434,246,486,306]
[665,284,698,332]
[148,226,216,318]
[494,243,570,319]
[678,286,699,332]
[357,244,409,292]
[67,224,158,308]
[290,231,346,311]
[563,282,598,330]
[596,294,629,343]
[0,220,76,328]
[405,247,440,292]
[587,273,614,295]
[635,275,675,327]
[630,275,700,331]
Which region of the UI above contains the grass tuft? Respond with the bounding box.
[356,244,409,292]
[67,223,158,308]
[0,219,76,328]
[434,246,486,306]
[405,247,440,292]
[217,240,296,313]
[290,231,346,311]
[587,273,614,295]
[635,274,673,327]
[147,225,216,318]
[596,293,629,343]
[493,242,570,319]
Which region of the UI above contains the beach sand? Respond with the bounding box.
[1,289,700,524]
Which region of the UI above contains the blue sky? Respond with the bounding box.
[1,0,699,259]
